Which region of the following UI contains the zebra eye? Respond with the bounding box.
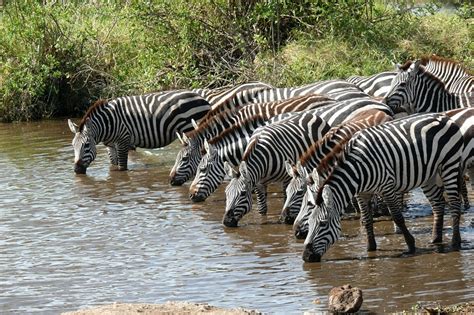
[181,155,189,161]
[319,220,328,227]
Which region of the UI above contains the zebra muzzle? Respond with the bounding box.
[74,161,87,174]
[302,244,321,262]
[223,212,239,227]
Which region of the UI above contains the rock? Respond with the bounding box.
[328,284,363,313]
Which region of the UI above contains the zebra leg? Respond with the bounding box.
[106,145,118,166]
[356,194,376,252]
[383,191,415,254]
[255,184,268,215]
[116,142,129,171]
[446,176,463,249]
[421,183,446,244]
[460,177,470,211]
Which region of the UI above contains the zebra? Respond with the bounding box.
[347,71,398,97]
[222,112,331,227]
[170,80,369,185]
[444,108,474,209]
[191,98,393,207]
[302,113,465,262]
[192,81,273,109]
[68,90,211,174]
[384,60,473,114]
[188,94,337,202]
[282,109,393,225]
[420,55,473,93]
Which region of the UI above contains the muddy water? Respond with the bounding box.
[1,120,473,314]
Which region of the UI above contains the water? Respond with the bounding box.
[1,120,473,314]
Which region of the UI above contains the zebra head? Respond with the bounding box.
[384,62,416,113]
[68,119,97,174]
[189,140,225,202]
[281,161,308,225]
[169,132,201,186]
[303,182,342,263]
[293,168,321,239]
[223,161,253,227]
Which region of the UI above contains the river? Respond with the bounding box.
[1,119,473,314]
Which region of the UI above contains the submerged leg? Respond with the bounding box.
[421,183,446,244]
[384,191,415,254]
[356,194,377,252]
[255,184,268,215]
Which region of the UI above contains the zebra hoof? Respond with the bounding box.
[431,236,443,244]
[367,241,377,252]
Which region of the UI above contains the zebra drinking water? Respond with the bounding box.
[302,113,465,262]
[68,90,211,174]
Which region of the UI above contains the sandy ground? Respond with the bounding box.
[61,301,261,315]
[62,301,474,314]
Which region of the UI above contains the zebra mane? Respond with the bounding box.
[420,55,472,76]
[417,64,449,91]
[186,106,237,138]
[241,135,260,162]
[209,113,269,145]
[78,99,108,132]
[301,111,389,174]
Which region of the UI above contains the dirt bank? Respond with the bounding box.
[62,301,261,315]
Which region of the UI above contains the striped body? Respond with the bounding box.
[189,95,336,202]
[302,113,464,262]
[422,56,473,93]
[284,110,392,227]
[170,80,369,185]
[68,91,211,174]
[347,71,398,97]
[222,113,332,227]
[191,98,392,205]
[385,61,473,114]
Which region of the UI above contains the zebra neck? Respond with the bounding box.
[327,164,361,212]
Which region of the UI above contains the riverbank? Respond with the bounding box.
[62,302,261,315]
[63,301,474,315]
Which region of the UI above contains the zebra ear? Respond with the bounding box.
[322,186,334,209]
[203,139,211,154]
[182,133,190,145]
[176,132,185,145]
[285,160,295,177]
[239,161,249,180]
[224,161,238,178]
[311,168,322,190]
[68,119,78,133]
[296,161,307,178]
[191,119,199,130]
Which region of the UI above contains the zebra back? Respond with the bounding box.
[421,55,473,93]
[347,71,398,97]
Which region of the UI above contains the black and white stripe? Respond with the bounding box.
[68,90,211,174]
[170,80,370,186]
[385,60,473,114]
[347,71,398,97]
[302,113,465,262]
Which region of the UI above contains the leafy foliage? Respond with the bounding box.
[0,0,472,122]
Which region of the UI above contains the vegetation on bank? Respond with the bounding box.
[0,1,472,122]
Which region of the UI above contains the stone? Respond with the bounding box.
[328,284,363,313]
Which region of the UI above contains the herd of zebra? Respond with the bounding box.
[68,55,473,263]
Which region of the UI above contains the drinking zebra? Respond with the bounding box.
[68,90,211,174]
[192,98,393,209]
[347,71,398,97]
[302,113,464,262]
[385,60,473,114]
[223,112,332,227]
[170,80,369,186]
[188,94,337,202]
[282,109,393,225]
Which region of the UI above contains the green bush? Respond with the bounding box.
[0,1,472,122]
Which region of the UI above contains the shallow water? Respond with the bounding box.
[1,120,473,314]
